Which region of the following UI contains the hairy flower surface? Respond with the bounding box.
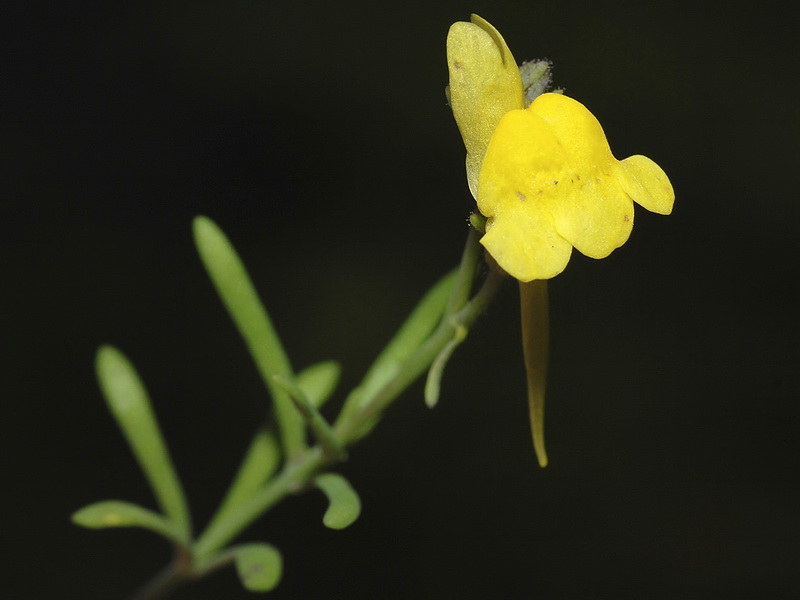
[447,15,674,282]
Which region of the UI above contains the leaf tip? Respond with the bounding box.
[315,473,362,530]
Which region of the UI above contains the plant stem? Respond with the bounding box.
[128,547,192,600]
[193,446,328,561]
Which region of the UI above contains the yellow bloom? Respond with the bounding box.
[479,94,674,281]
[447,15,674,282]
[448,15,675,468]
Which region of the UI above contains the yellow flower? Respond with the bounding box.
[447,15,675,467]
[447,15,674,282]
[478,94,674,281]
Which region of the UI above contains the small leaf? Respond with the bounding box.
[235,543,283,592]
[424,324,467,408]
[337,270,457,424]
[333,231,486,445]
[193,215,303,460]
[296,361,341,409]
[71,500,185,544]
[315,473,361,530]
[425,231,492,408]
[355,270,457,402]
[95,345,192,538]
[273,375,346,461]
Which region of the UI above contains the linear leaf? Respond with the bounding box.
[95,345,191,538]
[273,375,345,460]
[296,360,341,409]
[424,324,467,408]
[71,500,186,545]
[336,270,457,425]
[193,216,303,460]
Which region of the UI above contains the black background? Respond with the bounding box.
[5,0,800,598]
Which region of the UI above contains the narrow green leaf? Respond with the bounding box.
[424,324,467,408]
[314,473,361,530]
[333,231,502,445]
[296,360,341,409]
[273,375,346,460]
[424,230,485,408]
[205,428,281,536]
[95,345,191,538]
[71,500,186,544]
[359,270,457,397]
[193,216,303,460]
[335,270,457,425]
[444,227,483,317]
[235,543,283,592]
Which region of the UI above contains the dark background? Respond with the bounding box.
[5,0,799,598]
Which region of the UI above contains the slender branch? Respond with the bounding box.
[193,446,328,561]
[272,374,346,461]
[128,546,192,600]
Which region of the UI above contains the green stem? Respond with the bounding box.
[445,228,482,316]
[272,374,346,461]
[194,447,327,561]
[128,547,192,600]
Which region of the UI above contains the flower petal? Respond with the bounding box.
[613,155,675,215]
[550,175,635,259]
[484,94,635,260]
[447,15,524,197]
[481,203,573,281]
[528,93,615,167]
[476,91,672,279]
[477,107,573,280]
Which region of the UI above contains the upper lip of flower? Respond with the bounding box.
[446,14,525,199]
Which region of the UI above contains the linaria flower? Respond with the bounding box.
[447,14,674,467]
[447,14,674,282]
